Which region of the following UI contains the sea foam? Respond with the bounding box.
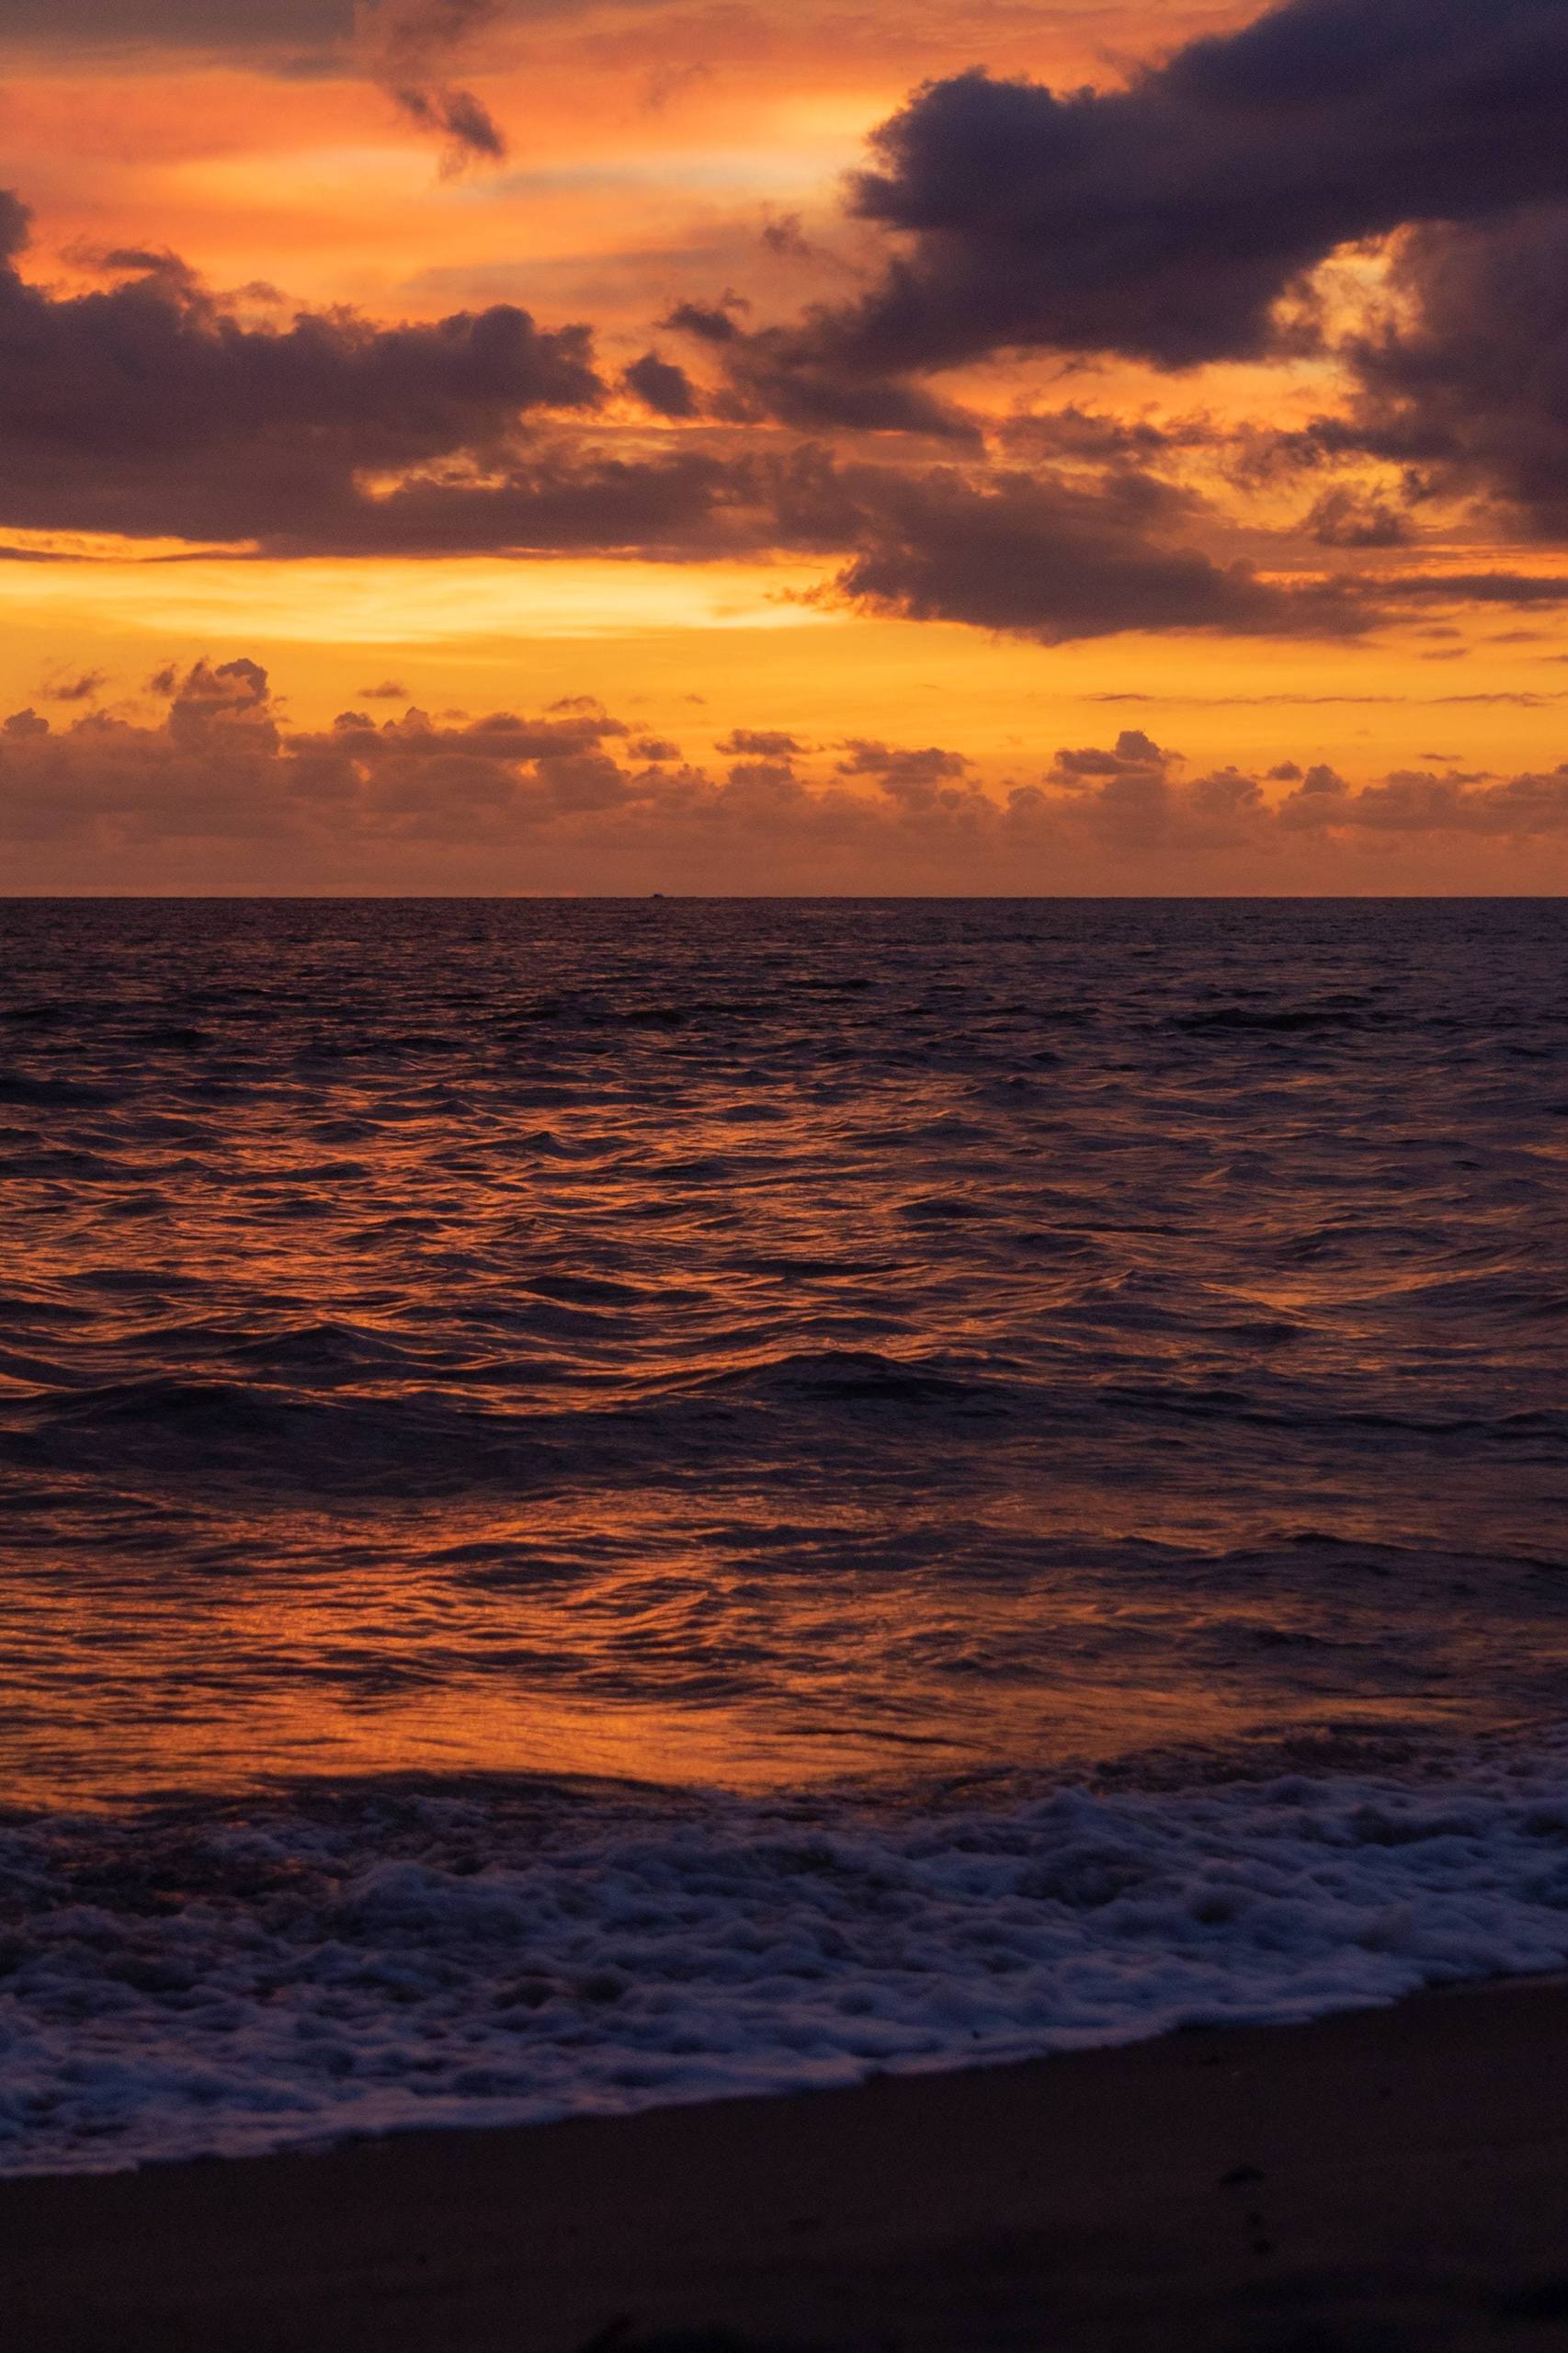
[4,1738,1567,2175]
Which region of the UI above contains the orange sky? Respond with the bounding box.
[5,0,1568,890]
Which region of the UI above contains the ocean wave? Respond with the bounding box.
[5,896,1568,2173]
[4,1737,1568,2176]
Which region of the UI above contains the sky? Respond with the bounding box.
[6,0,1568,890]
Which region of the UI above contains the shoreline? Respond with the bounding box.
[6,1972,1568,2350]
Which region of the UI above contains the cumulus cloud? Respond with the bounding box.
[713,331,978,439]
[0,196,605,544]
[717,728,805,756]
[1336,208,1568,537]
[661,298,749,346]
[661,288,977,438]
[1377,573,1568,608]
[17,0,1568,655]
[1304,486,1412,549]
[0,660,632,852]
[1050,729,1168,780]
[835,739,970,805]
[766,0,1568,385]
[9,656,1568,892]
[1272,764,1568,834]
[622,350,700,420]
[0,210,1394,635]
[275,444,766,556]
[6,185,1551,654]
[825,463,1368,643]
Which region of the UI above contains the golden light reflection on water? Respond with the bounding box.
[11,1582,1482,1815]
[9,1466,1556,1812]
[6,898,1568,1813]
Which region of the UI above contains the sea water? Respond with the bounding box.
[3,896,1566,2169]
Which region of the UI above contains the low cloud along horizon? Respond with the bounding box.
[7,657,1568,892]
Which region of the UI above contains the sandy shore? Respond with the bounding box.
[6,1975,1568,2352]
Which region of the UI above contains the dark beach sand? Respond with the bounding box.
[6,1976,1568,2353]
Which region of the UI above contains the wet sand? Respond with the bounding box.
[5,1975,1568,2353]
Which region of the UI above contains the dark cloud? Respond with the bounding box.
[390,80,506,167]
[661,298,749,346]
[828,463,1368,643]
[0,659,637,851]
[717,728,804,756]
[7,165,1564,647]
[358,679,412,699]
[1338,208,1568,537]
[715,333,978,439]
[1050,729,1167,779]
[996,409,1187,466]
[1304,486,1411,548]
[666,294,981,437]
[359,1,508,170]
[623,350,699,419]
[0,2,350,53]
[0,199,607,544]
[772,0,1568,383]
[0,0,675,61]
[759,442,1315,646]
[0,211,1389,629]
[663,286,970,437]
[1378,572,1568,606]
[0,193,33,267]
[275,444,758,556]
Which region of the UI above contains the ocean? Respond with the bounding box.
[3,895,1567,2173]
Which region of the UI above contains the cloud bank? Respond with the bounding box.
[7,661,1568,893]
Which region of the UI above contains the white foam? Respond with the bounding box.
[5,1741,1568,2174]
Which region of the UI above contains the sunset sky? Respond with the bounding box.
[7,0,1568,889]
